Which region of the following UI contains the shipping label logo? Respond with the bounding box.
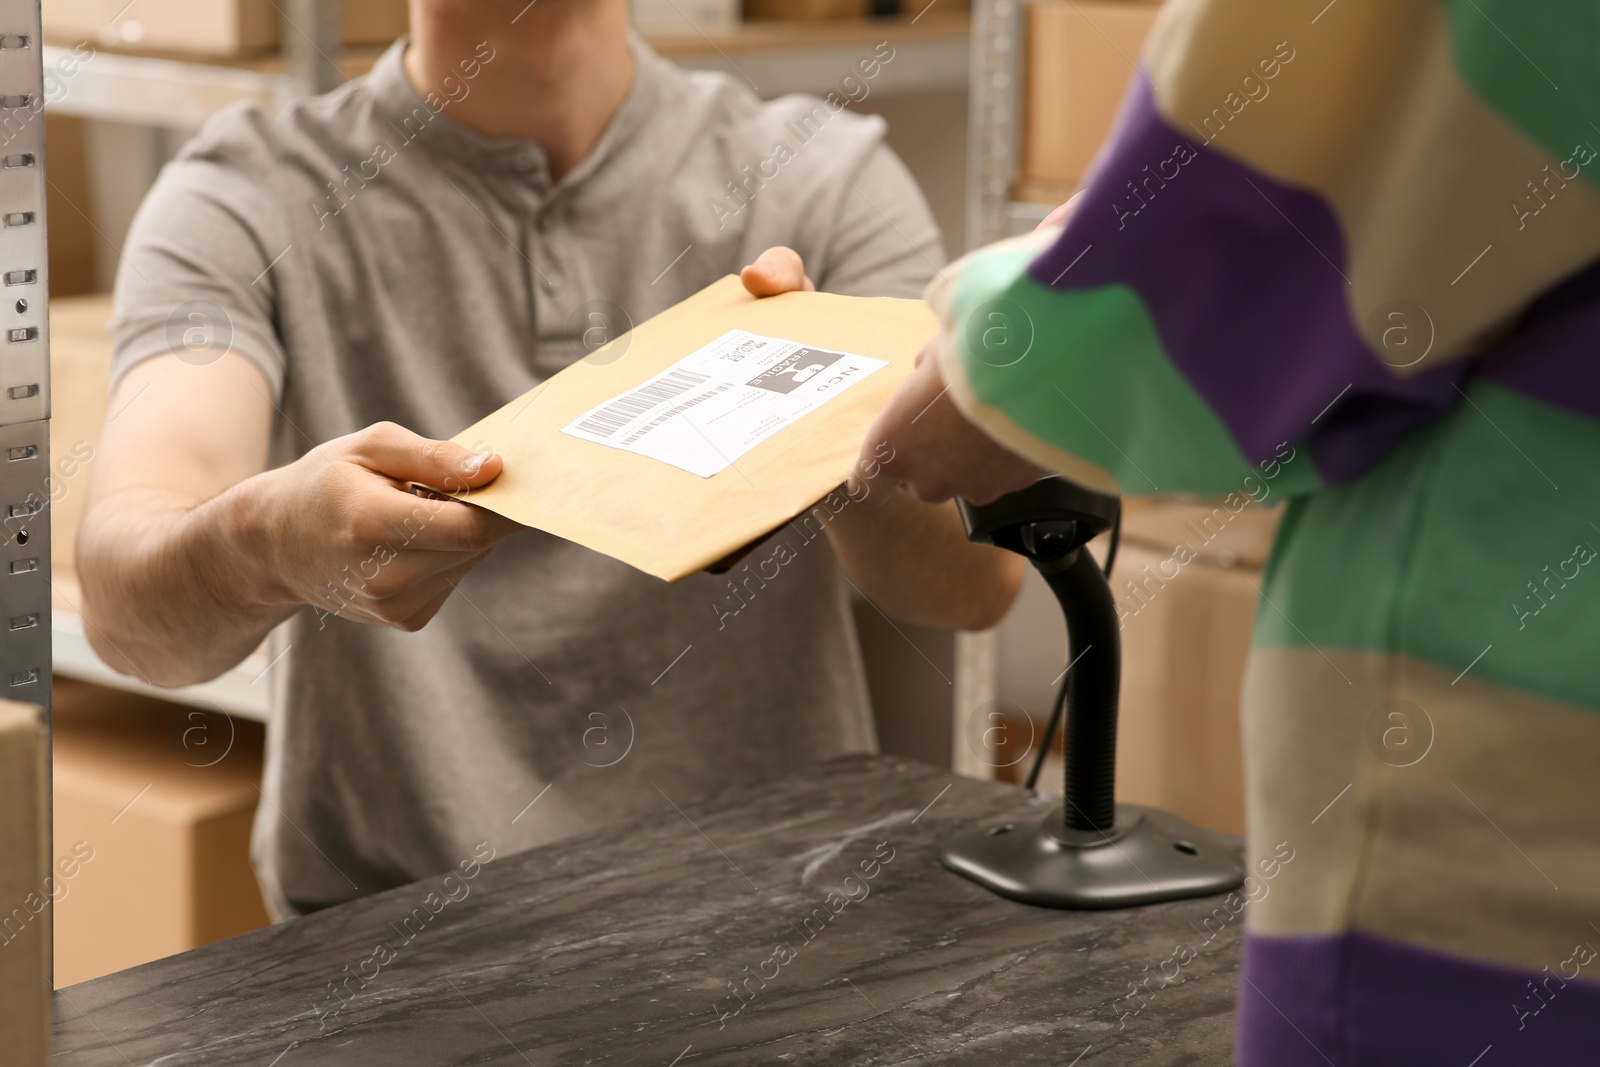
[747,347,847,394]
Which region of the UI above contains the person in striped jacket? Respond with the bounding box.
[855,1,1600,1060]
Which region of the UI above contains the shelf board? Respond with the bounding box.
[1004,197,1055,236]
[655,13,969,96]
[45,45,282,126]
[53,611,272,722]
[45,15,970,127]
[50,574,270,722]
[652,11,968,55]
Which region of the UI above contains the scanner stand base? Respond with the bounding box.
[940,804,1245,910]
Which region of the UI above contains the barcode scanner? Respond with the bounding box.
[940,477,1245,909]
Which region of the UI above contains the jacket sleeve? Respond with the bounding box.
[936,0,1600,503]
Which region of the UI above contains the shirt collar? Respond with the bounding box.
[364,34,664,190]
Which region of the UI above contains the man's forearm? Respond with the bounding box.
[77,478,296,688]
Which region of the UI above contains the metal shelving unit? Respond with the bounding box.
[0,6,50,716]
[0,6,50,709]
[3,0,53,988]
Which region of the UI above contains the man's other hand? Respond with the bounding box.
[740,246,815,297]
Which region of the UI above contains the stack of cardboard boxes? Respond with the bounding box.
[1112,499,1279,837]
[0,701,50,1064]
[51,678,270,986]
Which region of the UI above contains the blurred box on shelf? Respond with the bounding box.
[51,678,269,986]
[0,701,49,1065]
[1010,176,1078,211]
[1120,496,1280,570]
[633,0,738,35]
[45,115,99,299]
[1023,0,1160,191]
[43,0,407,56]
[48,293,113,586]
[1115,498,1279,836]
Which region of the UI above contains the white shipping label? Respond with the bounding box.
[561,329,888,477]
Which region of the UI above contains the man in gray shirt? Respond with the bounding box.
[78,0,1020,919]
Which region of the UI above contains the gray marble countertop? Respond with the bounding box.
[52,756,1240,1065]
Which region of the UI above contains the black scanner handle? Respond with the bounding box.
[957,477,1122,832]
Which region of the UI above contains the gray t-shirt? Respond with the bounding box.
[110,38,943,918]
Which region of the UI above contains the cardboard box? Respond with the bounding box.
[43,0,407,56]
[45,116,99,299]
[48,294,113,585]
[1108,545,1254,836]
[0,701,49,1066]
[1023,1,1161,190]
[1010,176,1080,210]
[1115,500,1280,834]
[51,679,269,986]
[1120,496,1280,569]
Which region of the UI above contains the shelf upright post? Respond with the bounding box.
[282,0,343,101]
[965,0,1023,250]
[954,0,1027,777]
[0,0,54,981]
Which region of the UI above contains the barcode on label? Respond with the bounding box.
[575,368,712,438]
[621,383,734,445]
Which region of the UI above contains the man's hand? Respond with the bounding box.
[740,246,814,296]
[849,341,1046,507]
[78,353,525,688]
[245,422,523,630]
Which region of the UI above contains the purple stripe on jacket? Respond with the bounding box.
[1023,76,1466,484]
[1478,257,1600,421]
[1238,930,1600,1065]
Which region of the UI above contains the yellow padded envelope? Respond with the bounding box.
[450,275,937,582]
